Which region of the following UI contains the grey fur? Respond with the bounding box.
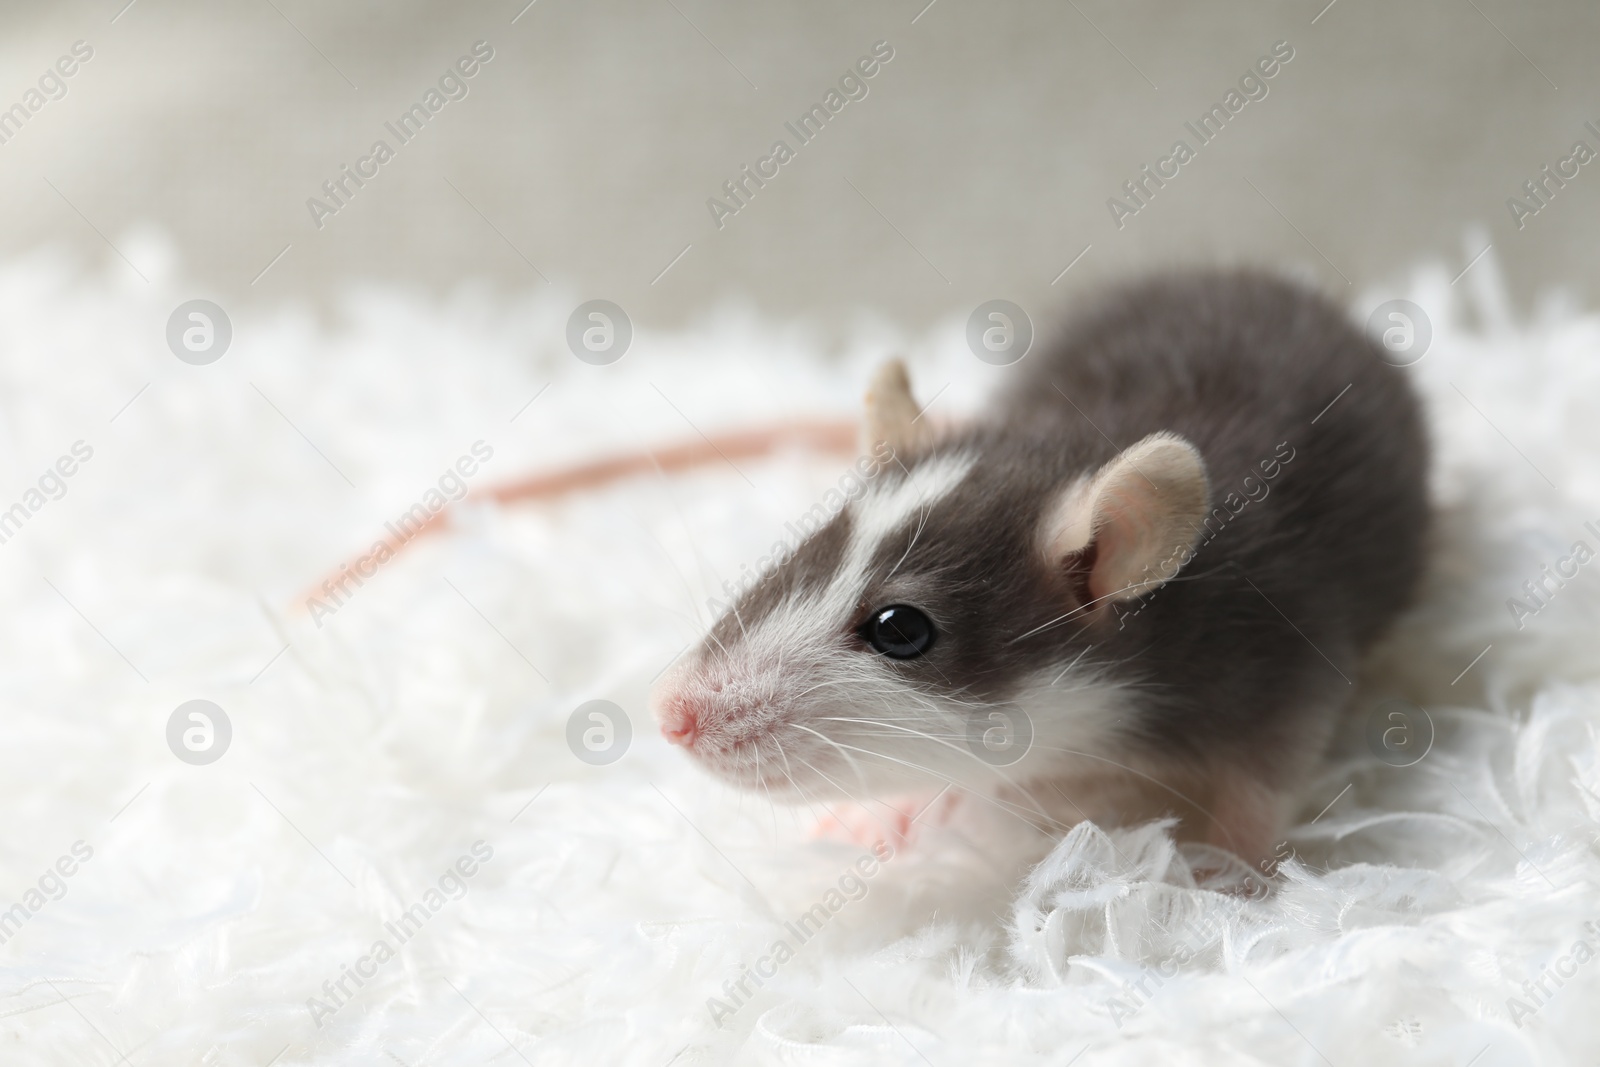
[684,268,1428,821]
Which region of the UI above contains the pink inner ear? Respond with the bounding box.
[1085,480,1161,603]
[1044,432,1209,608]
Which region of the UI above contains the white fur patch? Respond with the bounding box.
[836,450,976,600]
[719,450,978,662]
[852,450,976,557]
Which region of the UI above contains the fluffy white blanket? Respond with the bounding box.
[2,240,1597,1066]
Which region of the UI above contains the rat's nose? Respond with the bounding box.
[658,697,700,747]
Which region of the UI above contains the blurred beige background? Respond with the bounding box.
[3,0,1598,337]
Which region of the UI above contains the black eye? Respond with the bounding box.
[861,605,937,660]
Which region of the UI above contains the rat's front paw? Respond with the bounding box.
[809,789,960,851]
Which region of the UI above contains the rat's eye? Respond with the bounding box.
[860,605,937,660]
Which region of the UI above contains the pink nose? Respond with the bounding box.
[658,697,699,747]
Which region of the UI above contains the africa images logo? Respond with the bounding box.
[704,40,895,231]
[305,841,494,1028]
[305,41,495,230]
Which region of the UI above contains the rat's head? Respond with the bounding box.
[650,361,1211,801]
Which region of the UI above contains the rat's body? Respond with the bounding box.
[653,270,1428,863]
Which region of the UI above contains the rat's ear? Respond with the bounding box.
[1042,432,1210,604]
[862,359,934,457]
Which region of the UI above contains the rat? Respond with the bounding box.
[650,269,1429,865]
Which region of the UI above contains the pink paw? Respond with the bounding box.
[810,790,961,851]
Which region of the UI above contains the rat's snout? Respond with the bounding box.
[656,693,701,747]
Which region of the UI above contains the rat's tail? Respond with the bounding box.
[292,418,856,611]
